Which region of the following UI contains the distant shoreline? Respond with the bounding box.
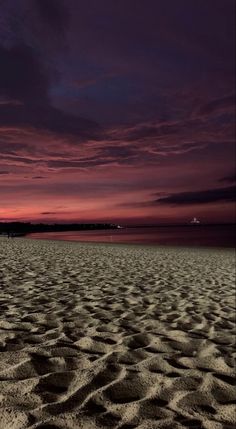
[23,224,236,249]
[0,222,120,236]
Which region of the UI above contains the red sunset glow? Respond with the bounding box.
[0,1,235,224]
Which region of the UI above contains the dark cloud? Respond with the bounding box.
[0,44,48,104]
[1,155,36,164]
[116,119,204,143]
[122,185,236,209]
[219,174,236,184]
[0,43,101,138]
[35,0,68,37]
[156,186,236,205]
[47,158,115,169]
[0,170,10,175]
[0,141,31,155]
[0,103,101,139]
[126,123,180,141]
[0,97,23,106]
[101,145,135,158]
[197,95,235,117]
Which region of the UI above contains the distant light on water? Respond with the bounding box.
[28,225,236,248]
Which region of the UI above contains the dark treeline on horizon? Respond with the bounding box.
[0,221,235,237]
[0,222,119,236]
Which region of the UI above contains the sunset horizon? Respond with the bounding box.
[0,0,235,225]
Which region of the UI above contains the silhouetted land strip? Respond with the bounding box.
[0,222,120,236]
[1,222,235,236]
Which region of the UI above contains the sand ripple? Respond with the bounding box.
[0,238,235,428]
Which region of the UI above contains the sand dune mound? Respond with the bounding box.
[0,238,235,428]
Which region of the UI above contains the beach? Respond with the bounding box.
[0,237,235,429]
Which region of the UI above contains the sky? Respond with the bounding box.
[0,0,235,224]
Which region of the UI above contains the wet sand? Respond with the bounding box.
[0,237,235,429]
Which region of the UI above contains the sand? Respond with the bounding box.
[0,237,235,429]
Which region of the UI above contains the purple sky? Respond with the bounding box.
[0,0,235,224]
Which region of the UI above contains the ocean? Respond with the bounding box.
[27,225,235,248]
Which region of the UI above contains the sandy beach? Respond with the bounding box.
[0,237,235,429]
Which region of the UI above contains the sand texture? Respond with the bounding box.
[0,237,235,429]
